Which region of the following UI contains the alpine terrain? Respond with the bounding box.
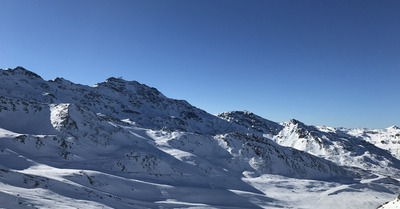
[0,67,399,209]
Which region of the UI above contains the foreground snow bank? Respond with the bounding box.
[378,196,400,209]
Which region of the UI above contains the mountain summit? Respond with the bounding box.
[0,67,399,209]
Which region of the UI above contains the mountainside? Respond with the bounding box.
[0,67,235,135]
[274,119,400,177]
[0,67,399,209]
[218,111,400,177]
[346,126,400,159]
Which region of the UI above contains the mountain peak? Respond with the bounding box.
[217,110,282,135]
[289,119,300,124]
[2,66,42,79]
[285,119,306,127]
[95,77,160,95]
[105,76,129,83]
[50,77,75,85]
[387,125,399,130]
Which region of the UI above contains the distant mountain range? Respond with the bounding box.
[0,67,399,209]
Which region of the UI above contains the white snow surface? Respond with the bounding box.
[378,196,400,209]
[0,67,399,208]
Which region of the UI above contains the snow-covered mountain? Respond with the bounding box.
[218,111,400,177]
[0,67,399,209]
[346,126,400,159]
[274,119,400,177]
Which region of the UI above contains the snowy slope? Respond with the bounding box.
[0,67,399,209]
[272,119,400,177]
[0,67,352,179]
[345,126,400,159]
[216,111,282,136]
[0,67,235,135]
[378,196,400,209]
[217,111,400,178]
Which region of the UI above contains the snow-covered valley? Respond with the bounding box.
[0,67,399,208]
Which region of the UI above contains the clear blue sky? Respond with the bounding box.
[1,0,399,128]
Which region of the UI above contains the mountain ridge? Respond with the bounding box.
[0,67,399,209]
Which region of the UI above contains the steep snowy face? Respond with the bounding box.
[0,67,52,102]
[0,67,234,135]
[346,127,400,159]
[213,132,353,180]
[0,97,57,135]
[91,77,236,134]
[217,111,283,137]
[274,119,400,177]
[275,119,332,153]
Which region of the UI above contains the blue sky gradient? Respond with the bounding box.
[1,0,399,128]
